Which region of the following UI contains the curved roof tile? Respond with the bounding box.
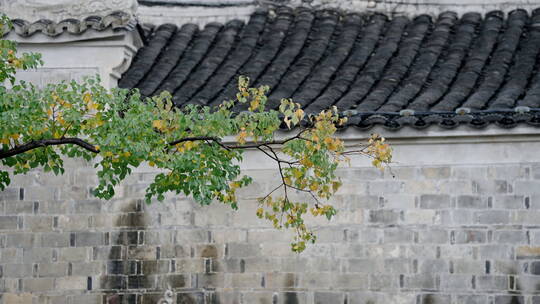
[120,7,540,130]
[5,11,134,37]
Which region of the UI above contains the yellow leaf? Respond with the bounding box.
[87,101,97,111]
[10,134,19,140]
[104,151,113,157]
[149,161,156,167]
[249,99,260,111]
[295,108,304,121]
[152,120,165,130]
[0,138,9,145]
[83,92,92,103]
[284,116,291,129]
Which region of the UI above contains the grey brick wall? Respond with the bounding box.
[1,159,540,303]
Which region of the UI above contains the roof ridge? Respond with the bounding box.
[4,11,135,38]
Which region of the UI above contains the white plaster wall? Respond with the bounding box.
[281,0,540,16]
[0,0,137,22]
[10,31,141,89]
[137,4,256,27]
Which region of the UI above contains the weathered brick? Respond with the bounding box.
[197,273,225,289]
[264,273,297,289]
[368,181,402,194]
[439,274,472,291]
[314,292,344,304]
[40,232,70,247]
[74,232,103,247]
[452,230,487,244]
[418,230,448,244]
[99,275,126,290]
[478,245,514,260]
[417,294,451,304]
[55,276,87,290]
[0,248,22,263]
[439,245,475,259]
[38,263,68,277]
[421,167,451,179]
[23,248,52,263]
[403,274,437,289]
[227,243,260,258]
[493,195,525,209]
[346,228,381,244]
[493,231,528,244]
[3,263,32,277]
[402,210,438,225]
[332,273,368,289]
[516,275,540,293]
[58,247,88,262]
[227,273,262,288]
[0,188,20,201]
[510,210,540,225]
[381,194,415,209]
[70,200,102,214]
[241,292,273,304]
[22,278,54,292]
[127,246,156,260]
[0,216,18,230]
[5,233,36,248]
[175,229,209,243]
[517,246,540,259]
[419,259,448,274]
[451,259,484,274]
[128,275,156,289]
[1,293,33,304]
[72,261,103,276]
[298,273,332,289]
[384,229,414,243]
[24,187,58,201]
[368,210,399,224]
[242,257,281,273]
[474,180,509,194]
[494,295,524,304]
[475,275,508,291]
[57,215,89,230]
[24,216,53,232]
[455,295,488,304]
[515,181,540,195]
[457,195,487,209]
[4,201,34,214]
[474,210,509,224]
[492,260,520,275]
[419,194,451,209]
[368,274,399,290]
[346,258,381,273]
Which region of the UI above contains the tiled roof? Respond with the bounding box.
[5,11,135,37]
[120,7,540,130]
[138,0,256,6]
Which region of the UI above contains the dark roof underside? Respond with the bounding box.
[120,7,540,130]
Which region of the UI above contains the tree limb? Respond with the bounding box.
[0,138,99,159]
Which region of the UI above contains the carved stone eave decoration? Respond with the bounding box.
[0,0,137,37]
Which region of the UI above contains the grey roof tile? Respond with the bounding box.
[120,6,540,130]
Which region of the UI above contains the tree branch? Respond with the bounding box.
[0,138,99,159]
[168,128,310,150]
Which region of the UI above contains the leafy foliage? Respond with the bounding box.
[0,16,392,252]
